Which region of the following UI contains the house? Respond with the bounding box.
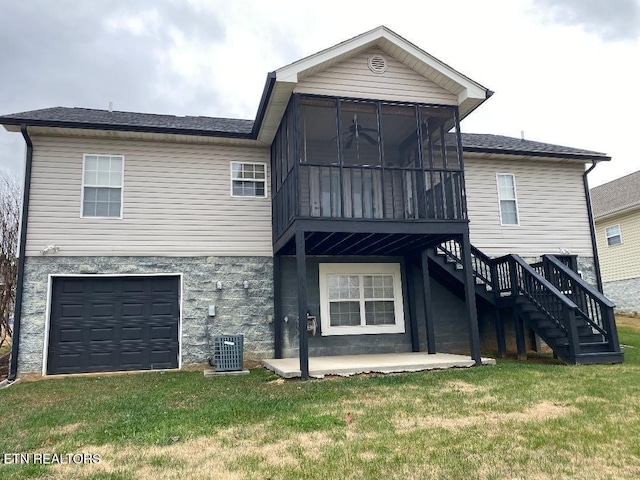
[591,170,640,314]
[0,26,622,380]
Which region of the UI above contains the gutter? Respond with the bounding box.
[251,72,277,138]
[462,146,610,163]
[584,160,604,293]
[7,124,33,382]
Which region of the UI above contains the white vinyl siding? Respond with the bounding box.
[294,48,457,105]
[465,157,593,258]
[496,173,519,226]
[596,208,640,282]
[605,224,622,246]
[26,135,272,257]
[81,154,124,218]
[319,263,405,336]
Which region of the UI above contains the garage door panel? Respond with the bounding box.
[48,276,180,375]
[59,328,83,343]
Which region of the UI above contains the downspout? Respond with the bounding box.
[7,124,33,382]
[583,160,604,293]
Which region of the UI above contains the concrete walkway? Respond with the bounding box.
[262,352,496,378]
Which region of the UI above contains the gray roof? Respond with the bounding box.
[0,107,253,135]
[0,107,610,160]
[458,133,607,158]
[591,170,640,219]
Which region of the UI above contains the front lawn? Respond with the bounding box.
[2,317,640,479]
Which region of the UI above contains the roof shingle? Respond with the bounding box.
[591,170,640,218]
[0,107,610,160]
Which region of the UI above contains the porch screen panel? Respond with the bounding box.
[340,101,380,166]
[299,97,339,165]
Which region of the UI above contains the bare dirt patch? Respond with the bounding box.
[442,380,484,393]
[615,315,640,330]
[392,401,578,432]
[48,424,334,479]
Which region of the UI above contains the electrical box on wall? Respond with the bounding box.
[208,305,216,317]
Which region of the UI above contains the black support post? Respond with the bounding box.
[295,230,310,380]
[401,258,419,352]
[495,308,507,359]
[273,255,283,359]
[513,307,527,361]
[461,232,482,365]
[420,249,436,354]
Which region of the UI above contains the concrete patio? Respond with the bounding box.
[262,352,496,378]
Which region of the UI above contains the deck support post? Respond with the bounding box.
[273,255,283,359]
[296,230,310,380]
[420,249,436,354]
[495,308,507,359]
[513,306,527,360]
[461,231,482,365]
[402,257,419,352]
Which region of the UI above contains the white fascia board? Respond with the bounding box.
[276,26,487,100]
[377,29,488,97]
[594,204,640,222]
[275,27,385,82]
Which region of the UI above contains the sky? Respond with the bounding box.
[0,0,639,188]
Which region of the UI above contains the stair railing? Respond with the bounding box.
[434,240,619,360]
[542,255,620,352]
[435,239,493,289]
[510,255,583,357]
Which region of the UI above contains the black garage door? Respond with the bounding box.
[47,276,180,375]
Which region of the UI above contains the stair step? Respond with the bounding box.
[571,352,624,365]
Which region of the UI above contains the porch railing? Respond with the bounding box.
[272,163,468,240]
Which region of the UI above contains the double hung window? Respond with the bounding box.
[497,173,519,225]
[82,154,123,218]
[319,263,405,336]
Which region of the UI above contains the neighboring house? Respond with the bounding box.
[0,26,621,380]
[591,170,640,313]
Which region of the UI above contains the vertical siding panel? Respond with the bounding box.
[26,136,273,257]
[465,156,594,258]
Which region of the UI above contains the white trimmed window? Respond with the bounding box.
[82,154,124,218]
[497,173,519,225]
[605,224,622,246]
[319,263,405,336]
[231,162,267,197]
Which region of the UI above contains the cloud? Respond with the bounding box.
[532,0,640,41]
[0,0,232,174]
[0,0,228,115]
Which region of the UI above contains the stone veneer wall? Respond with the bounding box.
[603,277,640,315]
[18,256,274,375]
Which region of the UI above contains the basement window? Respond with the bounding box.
[605,224,622,246]
[231,162,267,197]
[82,154,124,218]
[319,263,405,336]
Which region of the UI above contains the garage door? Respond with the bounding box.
[47,276,180,375]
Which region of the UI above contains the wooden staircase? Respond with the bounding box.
[427,240,623,365]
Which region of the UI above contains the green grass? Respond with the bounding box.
[2,318,640,479]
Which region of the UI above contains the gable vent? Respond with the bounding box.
[368,55,388,74]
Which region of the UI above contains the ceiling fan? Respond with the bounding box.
[333,114,378,149]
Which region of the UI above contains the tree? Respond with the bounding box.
[0,171,20,349]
